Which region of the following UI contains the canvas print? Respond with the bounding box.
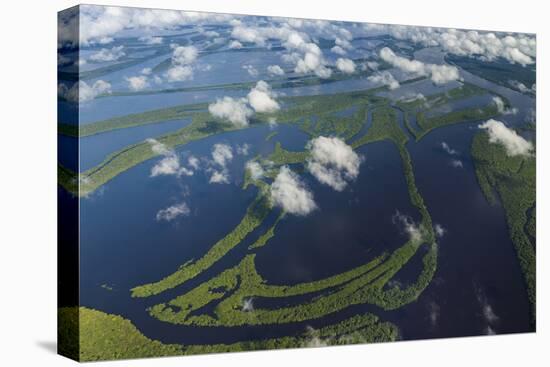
[57,4,536,362]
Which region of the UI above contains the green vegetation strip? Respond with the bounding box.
[59,307,397,361]
[395,82,506,141]
[472,132,536,322]
[131,192,271,298]
[145,103,436,327]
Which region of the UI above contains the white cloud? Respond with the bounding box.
[209,81,280,127]
[306,136,362,191]
[59,80,112,102]
[429,302,440,327]
[166,45,199,82]
[209,170,230,184]
[271,166,316,216]
[230,23,333,79]
[89,45,125,62]
[236,143,250,156]
[188,155,200,170]
[166,65,194,82]
[211,143,233,168]
[509,80,536,94]
[366,61,380,71]
[147,138,194,177]
[441,142,458,155]
[450,159,464,168]
[208,97,252,127]
[392,211,423,243]
[367,71,400,90]
[380,47,460,85]
[267,64,285,76]
[331,45,347,55]
[156,202,190,221]
[75,6,234,45]
[141,67,152,75]
[383,25,535,66]
[242,297,254,312]
[228,40,243,49]
[247,80,280,113]
[492,96,518,115]
[171,45,199,65]
[476,286,499,335]
[231,25,266,46]
[246,161,264,180]
[243,64,259,77]
[139,35,163,45]
[335,58,356,74]
[478,119,533,157]
[268,117,278,129]
[125,75,149,91]
[434,224,446,237]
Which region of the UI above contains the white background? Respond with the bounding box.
[0,0,547,365]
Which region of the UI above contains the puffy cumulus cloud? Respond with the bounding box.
[156,202,190,221]
[246,161,264,180]
[478,119,533,157]
[171,45,198,65]
[231,25,267,46]
[306,136,362,191]
[441,141,458,155]
[211,143,234,168]
[208,97,252,127]
[450,159,464,168]
[166,65,193,82]
[331,45,347,55]
[492,96,518,115]
[89,45,125,62]
[125,75,149,91]
[247,81,280,113]
[271,166,317,216]
[228,40,243,49]
[475,285,499,335]
[165,45,198,82]
[367,71,400,90]
[412,28,536,66]
[335,58,356,74]
[236,143,250,156]
[380,47,425,73]
[434,224,446,237]
[231,24,332,78]
[204,143,234,184]
[58,80,112,103]
[428,302,441,327]
[268,117,278,129]
[209,81,280,126]
[429,64,461,85]
[242,297,254,312]
[379,25,535,66]
[209,170,230,184]
[379,47,460,85]
[267,64,285,76]
[242,64,259,77]
[290,40,332,78]
[147,138,194,177]
[392,211,423,243]
[509,80,536,94]
[188,155,200,170]
[74,5,234,45]
[139,35,163,45]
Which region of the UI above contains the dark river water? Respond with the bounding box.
[59,42,535,347]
